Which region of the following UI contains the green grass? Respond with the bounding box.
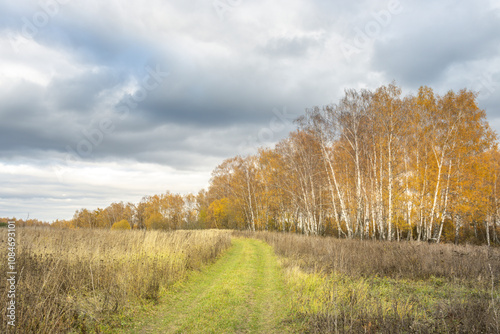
[283,263,500,332]
[124,238,291,333]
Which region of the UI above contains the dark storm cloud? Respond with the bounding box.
[0,79,112,155]
[0,82,63,152]
[0,0,340,169]
[112,51,307,130]
[135,82,279,128]
[63,119,290,170]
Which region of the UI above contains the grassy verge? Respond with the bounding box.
[241,231,500,333]
[126,238,290,333]
[0,227,231,333]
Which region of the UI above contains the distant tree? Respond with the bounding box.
[145,212,167,230]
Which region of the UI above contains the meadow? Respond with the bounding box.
[245,231,500,333]
[0,227,231,333]
[2,227,500,333]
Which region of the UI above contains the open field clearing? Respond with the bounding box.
[2,228,500,333]
[0,228,231,333]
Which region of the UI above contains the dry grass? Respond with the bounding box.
[251,231,500,281]
[0,227,231,333]
[238,231,500,333]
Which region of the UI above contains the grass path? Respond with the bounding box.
[125,238,290,333]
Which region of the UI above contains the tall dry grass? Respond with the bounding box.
[238,231,500,333]
[1,227,231,333]
[247,231,500,281]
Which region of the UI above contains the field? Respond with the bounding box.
[2,228,500,333]
[247,231,500,333]
[0,228,231,333]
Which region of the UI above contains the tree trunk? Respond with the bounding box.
[436,161,452,243]
[454,215,461,245]
[323,144,352,238]
[387,135,393,241]
[486,217,491,247]
[429,149,444,241]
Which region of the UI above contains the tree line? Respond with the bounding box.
[7,84,500,245]
[204,84,499,245]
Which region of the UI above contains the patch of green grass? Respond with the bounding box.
[283,264,500,333]
[125,238,291,333]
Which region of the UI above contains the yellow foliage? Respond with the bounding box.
[145,212,168,230]
[111,219,131,230]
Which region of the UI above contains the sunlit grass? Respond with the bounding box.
[284,262,500,332]
[125,238,290,334]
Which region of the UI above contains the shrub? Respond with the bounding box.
[111,219,131,230]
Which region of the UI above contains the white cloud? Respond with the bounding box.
[0,160,210,221]
[0,34,82,86]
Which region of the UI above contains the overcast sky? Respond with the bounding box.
[1,0,499,221]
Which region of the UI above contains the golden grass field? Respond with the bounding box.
[0,227,231,333]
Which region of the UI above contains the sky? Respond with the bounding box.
[1,0,499,221]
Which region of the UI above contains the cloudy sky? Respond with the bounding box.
[1,0,499,221]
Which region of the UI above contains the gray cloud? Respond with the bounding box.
[260,35,323,58]
[0,0,499,220]
[46,69,124,112]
